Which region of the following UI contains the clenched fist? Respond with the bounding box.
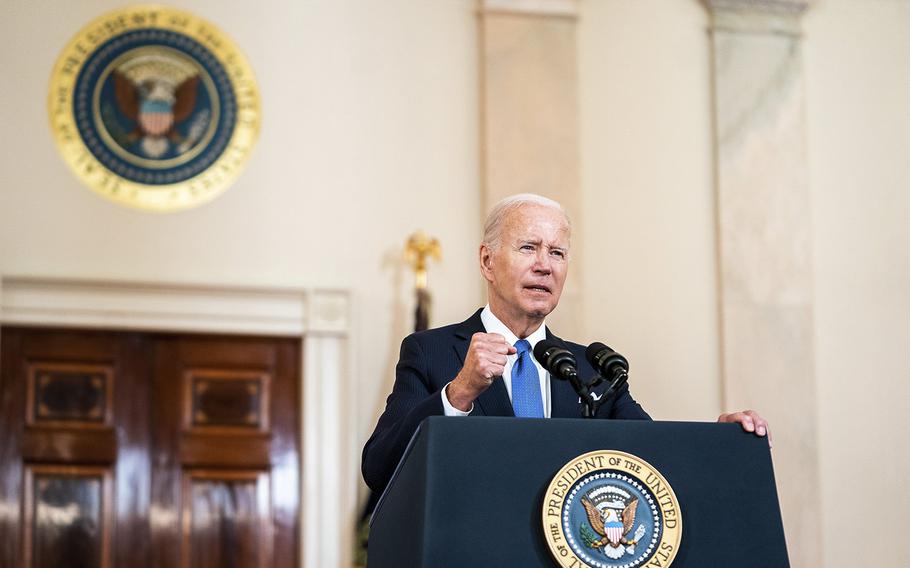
[446,332,517,411]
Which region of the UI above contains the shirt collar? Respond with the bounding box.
[480,304,547,350]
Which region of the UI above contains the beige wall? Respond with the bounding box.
[805,1,910,566]
[578,0,721,421]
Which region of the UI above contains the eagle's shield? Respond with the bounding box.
[139,99,174,136]
[605,520,623,545]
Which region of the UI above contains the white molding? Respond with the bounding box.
[711,9,803,36]
[303,334,352,568]
[703,0,811,14]
[480,0,579,18]
[0,275,356,335]
[703,0,811,36]
[0,274,353,567]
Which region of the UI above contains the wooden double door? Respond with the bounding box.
[0,327,300,568]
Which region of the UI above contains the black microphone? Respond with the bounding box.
[585,342,629,380]
[533,339,578,383]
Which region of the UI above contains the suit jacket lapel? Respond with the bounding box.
[475,379,514,417]
[453,308,514,418]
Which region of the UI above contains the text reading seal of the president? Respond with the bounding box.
[48,6,260,211]
[543,450,682,568]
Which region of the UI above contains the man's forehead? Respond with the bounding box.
[510,235,570,251]
[504,205,570,241]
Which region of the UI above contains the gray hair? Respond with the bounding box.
[482,193,571,250]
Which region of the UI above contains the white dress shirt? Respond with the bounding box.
[441,305,551,417]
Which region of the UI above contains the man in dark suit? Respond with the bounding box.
[362,194,768,494]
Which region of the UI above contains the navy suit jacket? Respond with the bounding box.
[361,308,651,493]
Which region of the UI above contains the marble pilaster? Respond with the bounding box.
[703,1,820,566]
[478,0,583,333]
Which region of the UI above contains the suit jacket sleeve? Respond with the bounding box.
[361,333,446,493]
[604,380,651,420]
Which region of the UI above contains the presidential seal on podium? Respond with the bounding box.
[543,450,683,568]
[48,6,260,211]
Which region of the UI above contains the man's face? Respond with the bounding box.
[481,204,570,326]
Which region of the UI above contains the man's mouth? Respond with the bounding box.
[524,284,552,294]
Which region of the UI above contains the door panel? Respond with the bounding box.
[1,329,132,568]
[26,362,113,426]
[181,470,271,568]
[151,335,298,568]
[183,369,271,432]
[23,465,113,568]
[23,361,117,465]
[0,328,299,568]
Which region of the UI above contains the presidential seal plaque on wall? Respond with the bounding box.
[543,450,682,568]
[48,6,260,211]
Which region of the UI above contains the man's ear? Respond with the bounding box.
[479,244,495,282]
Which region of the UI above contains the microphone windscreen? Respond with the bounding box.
[533,339,561,365]
[585,341,611,366]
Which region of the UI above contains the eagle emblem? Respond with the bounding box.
[108,47,209,159]
[580,491,647,560]
[49,6,261,211]
[542,451,681,568]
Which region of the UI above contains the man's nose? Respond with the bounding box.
[532,250,552,273]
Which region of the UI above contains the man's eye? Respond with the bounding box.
[520,244,535,251]
[551,250,565,259]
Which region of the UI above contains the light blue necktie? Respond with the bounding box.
[512,339,544,418]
